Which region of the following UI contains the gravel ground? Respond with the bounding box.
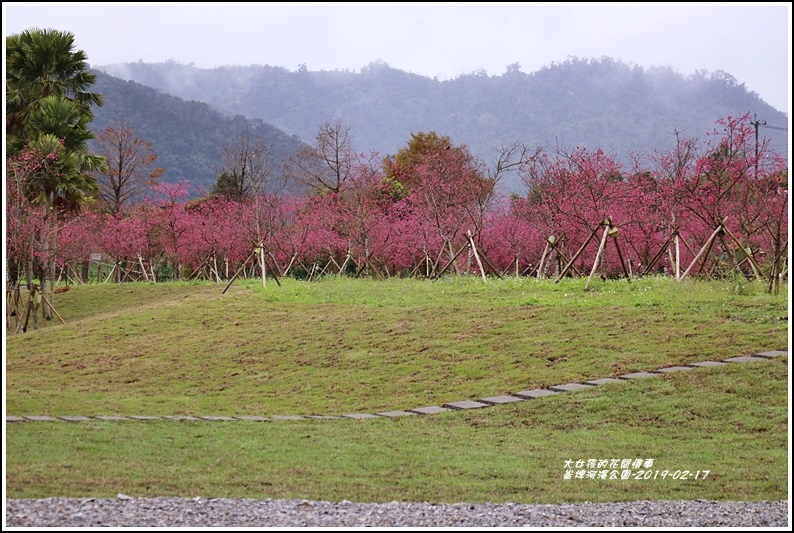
[5,497,789,527]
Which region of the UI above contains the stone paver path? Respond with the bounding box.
[6,350,786,423]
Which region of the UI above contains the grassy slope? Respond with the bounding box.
[5,357,788,502]
[5,276,788,416]
[4,276,789,502]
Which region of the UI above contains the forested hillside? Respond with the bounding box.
[89,71,305,193]
[96,57,788,194]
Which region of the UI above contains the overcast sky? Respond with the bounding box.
[4,2,792,115]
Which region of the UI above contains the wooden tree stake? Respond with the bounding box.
[679,225,723,281]
[585,222,610,289]
[555,226,599,282]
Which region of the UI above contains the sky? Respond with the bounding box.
[3,2,792,116]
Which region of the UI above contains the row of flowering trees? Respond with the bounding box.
[6,113,789,299]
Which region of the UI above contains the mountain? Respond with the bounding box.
[94,57,789,194]
[89,70,305,194]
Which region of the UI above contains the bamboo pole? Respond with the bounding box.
[139,254,150,282]
[408,259,424,279]
[264,254,282,286]
[259,245,267,288]
[468,231,503,279]
[467,231,487,282]
[307,262,318,282]
[433,242,470,279]
[536,240,550,279]
[478,246,503,280]
[22,285,37,333]
[610,226,630,280]
[187,254,213,281]
[678,225,723,281]
[555,226,599,282]
[355,251,376,278]
[212,255,221,282]
[282,253,297,278]
[551,244,582,277]
[678,232,696,259]
[430,246,447,277]
[338,250,352,275]
[103,262,117,283]
[667,240,676,277]
[585,223,611,289]
[721,224,763,281]
[639,231,675,277]
[38,290,66,325]
[696,228,720,277]
[222,249,257,294]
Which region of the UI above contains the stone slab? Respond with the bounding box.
[442,400,491,410]
[23,416,59,421]
[161,416,201,421]
[723,356,766,363]
[584,378,626,385]
[305,415,342,420]
[754,350,787,358]
[479,395,526,405]
[376,410,417,418]
[618,372,659,380]
[199,416,237,421]
[548,383,596,392]
[234,416,271,421]
[687,361,728,368]
[408,406,451,415]
[653,366,694,374]
[94,416,131,421]
[342,413,381,419]
[270,415,305,421]
[58,415,92,421]
[513,389,560,399]
[127,416,162,420]
[6,416,26,422]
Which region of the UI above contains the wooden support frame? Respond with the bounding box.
[678,225,723,282]
[585,221,611,289]
[555,226,600,283]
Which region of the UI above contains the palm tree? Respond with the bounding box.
[6,27,106,321]
[6,27,103,149]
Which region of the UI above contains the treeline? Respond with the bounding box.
[9,114,787,299]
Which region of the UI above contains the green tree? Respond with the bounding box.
[383,132,494,210]
[383,132,488,195]
[6,27,106,321]
[6,27,103,152]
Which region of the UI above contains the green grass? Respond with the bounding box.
[4,275,789,502]
[6,276,787,416]
[5,356,787,503]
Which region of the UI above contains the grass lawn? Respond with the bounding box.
[4,275,790,502]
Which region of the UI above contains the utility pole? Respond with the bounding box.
[750,113,766,179]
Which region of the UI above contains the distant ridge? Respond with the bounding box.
[94,57,788,194]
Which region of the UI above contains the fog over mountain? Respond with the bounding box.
[93,57,789,195]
